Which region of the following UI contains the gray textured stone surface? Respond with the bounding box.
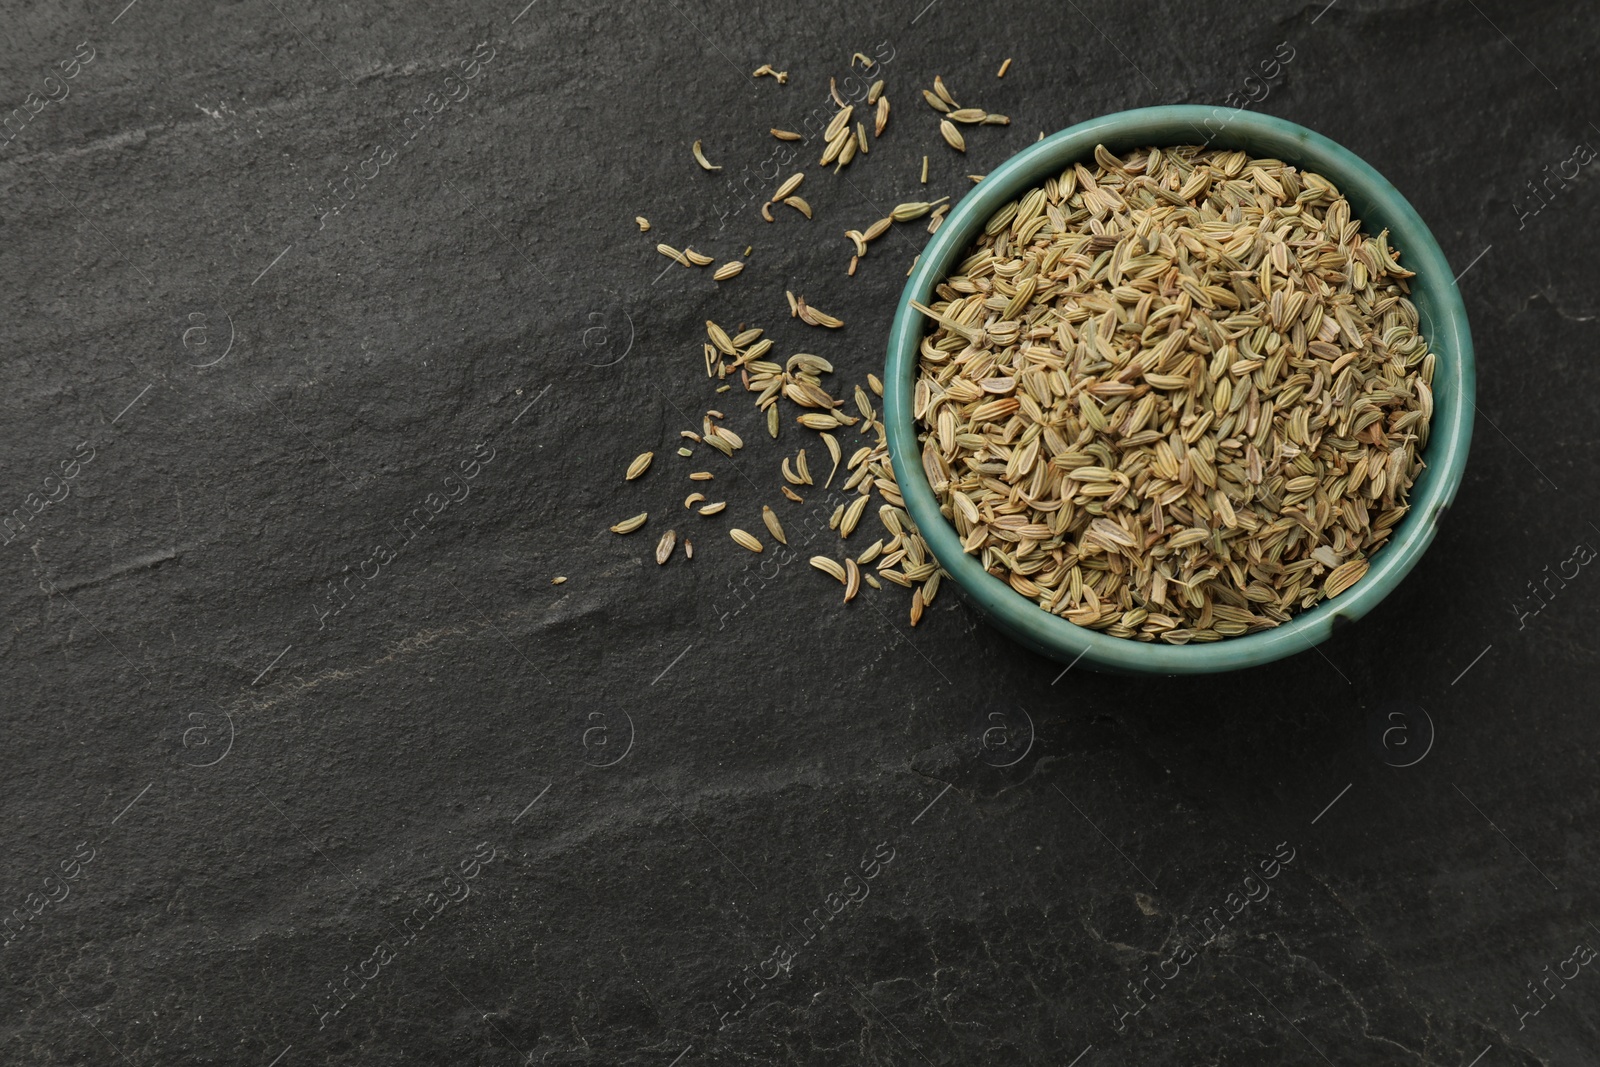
[2,0,1598,1063]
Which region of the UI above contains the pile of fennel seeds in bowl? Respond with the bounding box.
[912,143,1435,644]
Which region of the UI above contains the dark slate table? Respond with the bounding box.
[3,0,1596,1063]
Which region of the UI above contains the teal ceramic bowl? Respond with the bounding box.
[884,105,1474,674]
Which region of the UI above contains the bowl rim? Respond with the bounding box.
[883,105,1476,674]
